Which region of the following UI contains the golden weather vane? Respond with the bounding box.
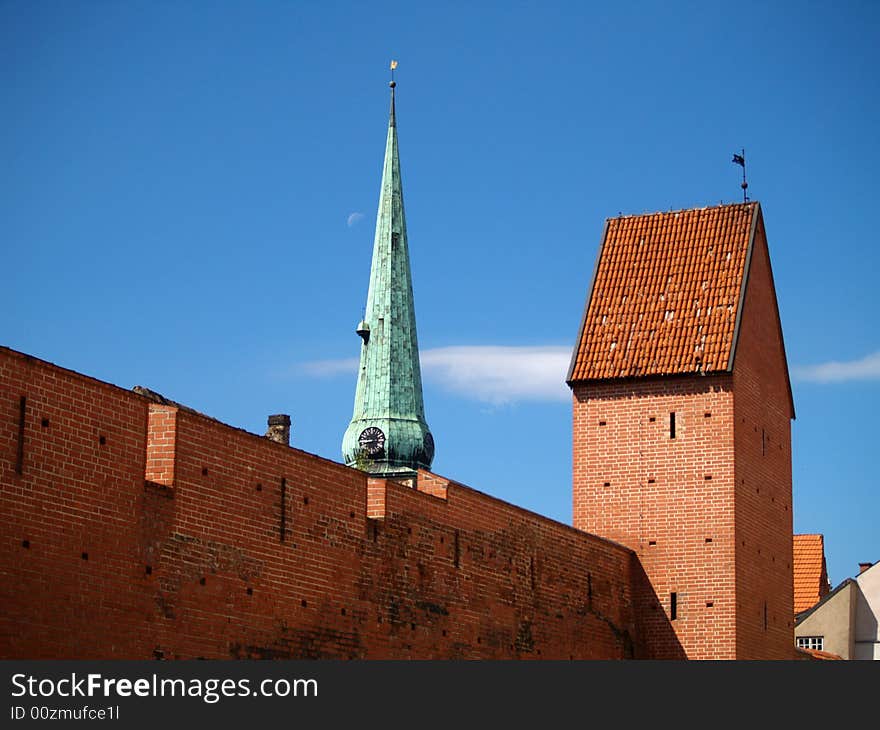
[390,59,398,86]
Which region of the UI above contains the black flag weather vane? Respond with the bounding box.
[732,149,749,202]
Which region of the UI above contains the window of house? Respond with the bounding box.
[796,636,824,651]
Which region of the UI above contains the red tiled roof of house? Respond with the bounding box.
[794,534,831,614]
[799,648,842,661]
[568,202,757,382]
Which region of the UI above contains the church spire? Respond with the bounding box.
[342,72,434,480]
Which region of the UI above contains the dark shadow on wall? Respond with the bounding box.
[630,556,687,659]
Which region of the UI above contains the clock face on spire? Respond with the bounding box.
[423,432,435,463]
[358,427,386,457]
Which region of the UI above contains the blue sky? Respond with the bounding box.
[2,1,877,586]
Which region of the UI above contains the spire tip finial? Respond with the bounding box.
[389,59,398,87]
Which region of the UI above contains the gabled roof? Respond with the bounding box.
[567,202,758,382]
[793,534,831,614]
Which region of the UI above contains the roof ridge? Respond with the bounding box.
[608,200,757,222]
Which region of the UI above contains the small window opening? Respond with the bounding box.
[763,601,768,631]
[670,592,678,620]
[669,412,676,439]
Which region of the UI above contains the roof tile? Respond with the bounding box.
[793,534,831,614]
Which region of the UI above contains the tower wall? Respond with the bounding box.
[730,217,794,658]
[572,376,735,659]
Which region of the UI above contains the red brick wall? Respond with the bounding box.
[731,214,795,658]
[0,347,640,660]
[572,376,736,659]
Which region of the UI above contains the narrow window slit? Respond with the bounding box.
[279,477,287,543]
[15,396,26,475]
[670,592,678,620]
[669,412,676,439]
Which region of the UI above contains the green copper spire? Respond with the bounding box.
[342,79,434,478]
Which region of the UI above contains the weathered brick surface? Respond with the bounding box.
[0,347,640,659]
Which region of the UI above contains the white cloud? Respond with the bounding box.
[421,346,571,404]
[793,351,880,383]
[299,345,572,405]
[346,212,365,228]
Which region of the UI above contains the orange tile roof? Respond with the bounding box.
[793,534,831,614]
[800,648,842,661]
[568,202,757,381]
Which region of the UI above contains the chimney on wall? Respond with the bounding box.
[858,562,873,575]
[265,414,291,446]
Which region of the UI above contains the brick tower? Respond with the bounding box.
[567,202,795,659]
